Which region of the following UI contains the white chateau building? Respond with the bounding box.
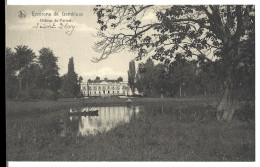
[80,80,133,97]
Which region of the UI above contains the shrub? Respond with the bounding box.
[41,89,58,100]
[29,89,58,101]
[16,91,30,100]
[233,102,255,122]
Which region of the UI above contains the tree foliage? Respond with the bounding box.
[13,45,36,94]
[95,76,101,81]
[61,57,80,97]
[5,46,61,100]
[117,76,123,82]
[5,48,19,98]
[128,60,136,94]
[136,58,199,97]
[93,5,254,65]
[39,47,61,92]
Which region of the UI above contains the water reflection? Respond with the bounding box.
[69,106,141,136]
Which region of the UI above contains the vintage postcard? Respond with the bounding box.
[6,1,255,165]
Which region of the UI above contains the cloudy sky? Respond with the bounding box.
[6,6,150,82]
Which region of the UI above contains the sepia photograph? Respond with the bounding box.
[6,1,255,163]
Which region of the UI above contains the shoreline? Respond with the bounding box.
[6,96,218,117]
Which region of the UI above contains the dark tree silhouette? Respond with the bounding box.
[128,60,136,95]
[39,47,61,92]
[61,57,79,97]
[117,76,123,82]
[13,45,36,94]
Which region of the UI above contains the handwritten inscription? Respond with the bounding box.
[33,23,75,36]
[30,11,83,36]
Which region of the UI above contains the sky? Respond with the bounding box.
[6,6,144,82]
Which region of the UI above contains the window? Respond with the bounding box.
[82,87,86,91]
[93,86,97,90]
[116,86,120,90]
[98,86,101,90]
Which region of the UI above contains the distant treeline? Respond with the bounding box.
[5,45,82,100]
[87,76,123,83]
[130,57,254,100]
[6,45,254,101]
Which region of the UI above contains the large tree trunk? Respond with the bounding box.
[217,38,240,121]
[217,76,235,121]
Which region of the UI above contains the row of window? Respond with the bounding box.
[86,85,128,91]
[89,90,126,95]
[89,86,120,90]
[81,85,129,91]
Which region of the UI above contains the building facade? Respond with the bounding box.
[81,80,132,97]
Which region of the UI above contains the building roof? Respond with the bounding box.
[81,80,128,85]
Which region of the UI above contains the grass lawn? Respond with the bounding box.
[6,97,254,161]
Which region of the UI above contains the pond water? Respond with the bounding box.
[7,100,216,141]
[68,106,142,136]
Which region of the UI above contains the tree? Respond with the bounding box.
[168,56,197,97]
[23,63,42,90]
[78,76,83,97]
[13,45,36,94]
[5,48,19,98]
[6,46,61,100]
[93,5,255,120]
[61,57,79,97]
[95,76,101,81]
[39,48,61,92]
[117,76,123,82]
[128,60,136,95]
[79,76,83,84]
[5,47,15,76]
[136,59,169,97]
